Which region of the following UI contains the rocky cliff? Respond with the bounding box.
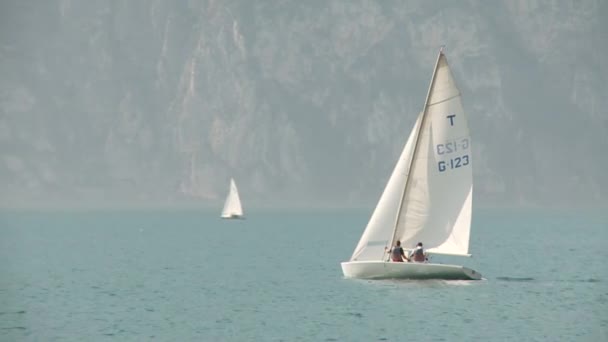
[1,0,606,208]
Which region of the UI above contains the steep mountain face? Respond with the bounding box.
[1,0,606,208]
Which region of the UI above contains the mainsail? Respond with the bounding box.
[350,51,473,261]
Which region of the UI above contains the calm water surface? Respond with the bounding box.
[1,208,606,341]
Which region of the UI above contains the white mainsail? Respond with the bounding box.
[395,53,472,256]
[221,178,244,218]
[349,51,473,261]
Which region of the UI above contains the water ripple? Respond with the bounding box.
[0,310,26,315]
[344,312,363,318]
[496,276,535,282]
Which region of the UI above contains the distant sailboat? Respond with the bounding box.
[341,49,482,280]
[221,178,244,219]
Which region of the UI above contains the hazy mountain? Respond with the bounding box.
[1,0,606,208]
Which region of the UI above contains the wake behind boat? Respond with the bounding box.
[341,49,482,281]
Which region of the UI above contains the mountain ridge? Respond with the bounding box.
[1,1,605,208]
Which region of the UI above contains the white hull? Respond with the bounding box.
[221,214,244,219]
[341,261,482,280]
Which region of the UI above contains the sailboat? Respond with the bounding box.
[341,49,482,280]
[221,178,244,219]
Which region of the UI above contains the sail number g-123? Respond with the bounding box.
[438,155,469,172]
[436,138,470,172]
[436,138,469,155]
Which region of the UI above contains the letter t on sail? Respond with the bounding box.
[447,114,456,126]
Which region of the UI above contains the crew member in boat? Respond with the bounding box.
[386,240,410,262]
[409,242,428,262]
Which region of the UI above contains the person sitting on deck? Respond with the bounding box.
[386,240,409,262]
[409,242,427,262]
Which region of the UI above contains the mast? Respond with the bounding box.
[384,48,445,260]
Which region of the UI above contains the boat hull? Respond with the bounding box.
[341,261,482,280]
[221,214,244,219]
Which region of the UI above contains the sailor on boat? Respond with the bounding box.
[386,240,410,262]
[409,242,428,262]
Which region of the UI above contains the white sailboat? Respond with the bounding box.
[221,178,244,219]
[341,49,482,280]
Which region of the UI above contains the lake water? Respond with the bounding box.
[1,208,606,341]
